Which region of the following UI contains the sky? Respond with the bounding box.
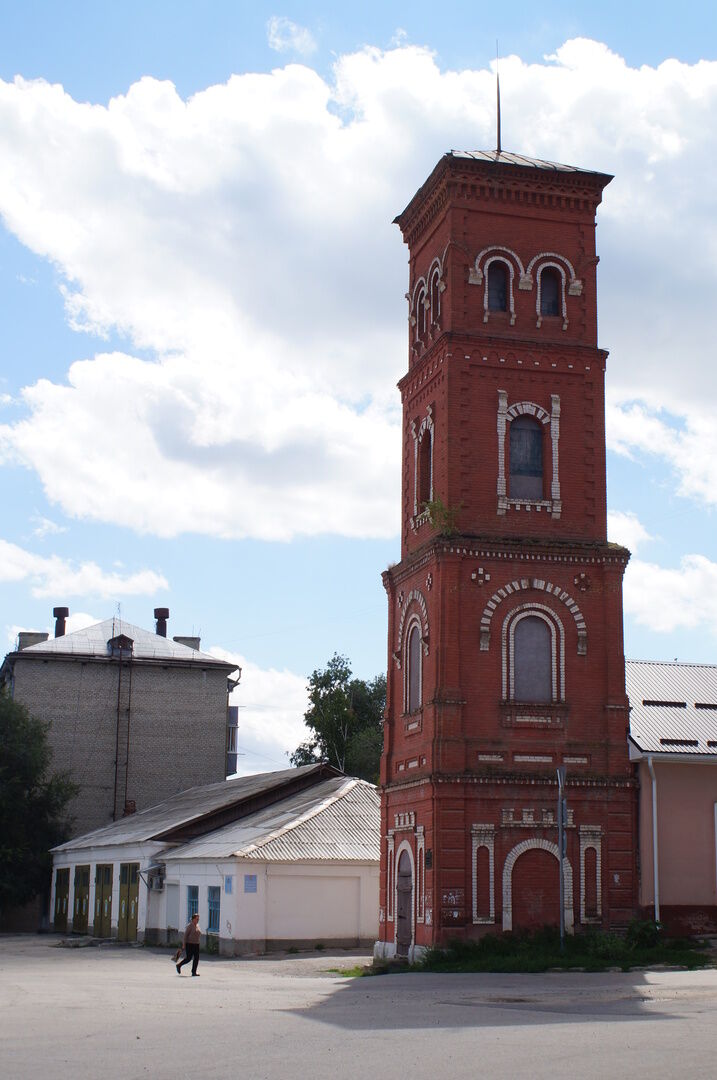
[2,2,717,774]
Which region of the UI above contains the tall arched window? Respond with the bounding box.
[417,427,432,509]
[487,261,508,312]
[430,268,441,323]
[510,416,543,500]
[540,267,561,316]
[407,622,422,713]
[513,615,552,702]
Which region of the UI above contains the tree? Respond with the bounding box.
[0,689,77,914]
[289,654,386,783]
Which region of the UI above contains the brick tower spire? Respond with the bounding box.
[377,150,637,958]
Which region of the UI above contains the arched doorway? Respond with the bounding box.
[502,839,573,933]
[396,850,413,958]
[511,848,560,930]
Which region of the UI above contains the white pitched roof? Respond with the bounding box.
[627,659,717,757]
[18,617,230,666]
[166,777,380,863]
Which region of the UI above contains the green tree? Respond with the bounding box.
[289,654,385,783]
[0,689,76,914]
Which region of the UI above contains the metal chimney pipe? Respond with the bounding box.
[53,606,70,638]
[154,607,169,637]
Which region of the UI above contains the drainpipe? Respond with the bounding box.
[647,755,660,923]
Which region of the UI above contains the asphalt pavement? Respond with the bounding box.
[3,934,717,1079]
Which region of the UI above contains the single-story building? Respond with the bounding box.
[627,659,717,935]
[50,763,379,954]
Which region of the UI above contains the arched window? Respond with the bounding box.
[510,415,543,500]
[487,261,508,312]
[417,427,432,509]
[513,615,552,702]
[540,267,560,317]
[407,622,422,713]
[430,268,441,323]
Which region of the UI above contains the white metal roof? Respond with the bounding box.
[51,765,331,851]
[16,617,231,666]
[167,777,380,863]
[627,659,717,757]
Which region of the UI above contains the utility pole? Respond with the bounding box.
[556,766,567,950]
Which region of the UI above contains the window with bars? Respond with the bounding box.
[187,885,199,922]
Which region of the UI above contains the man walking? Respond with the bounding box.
[177,912,201,976]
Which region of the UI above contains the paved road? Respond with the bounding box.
[3,935,717,1079]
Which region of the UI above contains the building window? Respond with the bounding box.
[224,875,233,895]
[487,261,508,312]
[207,886,220,933]
[407,621,422,713]
[187,885,199,921]
[417,427,432,509]
[510,415,543,500]
[513,616,552,702]
[430,267,441,323]
[540,267,561,316]
[244,874,257,894]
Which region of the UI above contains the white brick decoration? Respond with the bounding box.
[471,824,495,924]
[502,838,574,932]
[496,392,561,519]
[416,826,426,923]
[579,825,603,924]
[501,603,565,702]
[411,405,434,518]
[480,577,587,655]
[396,589,430,666]
[386,833,395,922]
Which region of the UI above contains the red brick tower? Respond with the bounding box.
[377,150,638,959]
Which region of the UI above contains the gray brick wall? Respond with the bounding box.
[12,656,229,837]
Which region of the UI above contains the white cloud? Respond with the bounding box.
[0,538,168,598]
[1,44,717,538]
[266,16,317,56]
[624,554,717,635]
[209,646,309,775]
[31,514,68,539]
[607,510,652,553]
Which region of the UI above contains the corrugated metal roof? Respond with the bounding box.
[449,150,603,174]
[627,660,717,756]
[167,777,379,863]
[51,765,331,851]
[17,618,231,666]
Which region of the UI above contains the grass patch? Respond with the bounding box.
[327,963,375,977]
[418,923,713,974]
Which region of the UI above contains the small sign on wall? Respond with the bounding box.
[244,874,258,894]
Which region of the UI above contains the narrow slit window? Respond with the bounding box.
[510,415,543,500]
[407,624,422,713]
[540,268,561,316]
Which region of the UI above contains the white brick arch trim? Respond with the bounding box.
[502,838,574,932]
[534,260,569,330]
[502,603,565,701]
[410,406,434,516]
[482,255,516,326]
[506,400,551,425]
[394,839,416,951]
[479,577,587,655]
[579,826,603,923]
[470,244,527,283]
[471,824,495,924]
[526,251,581,292]
[394,589,429,668]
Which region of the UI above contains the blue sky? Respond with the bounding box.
[2,3,717,771]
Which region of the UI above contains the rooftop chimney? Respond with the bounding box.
[53,606,70,638]
[18,631,49,651]
[173,635,201,651]
[154,607,169,637]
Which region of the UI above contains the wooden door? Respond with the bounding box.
[118,862,139,941]
[54,868,70,932]
[73,865,90,933]
[94,864,113,937]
